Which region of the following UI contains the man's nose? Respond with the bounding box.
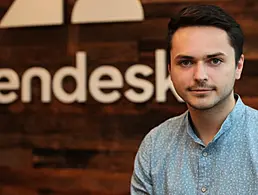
[193,61,208,82]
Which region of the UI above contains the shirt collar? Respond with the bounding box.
[186,94,246,146]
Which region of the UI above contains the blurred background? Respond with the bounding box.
[0,0,258,194]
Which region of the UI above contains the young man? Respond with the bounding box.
[131,5,258,195]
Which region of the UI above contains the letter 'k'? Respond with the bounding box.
[0,0,144,28]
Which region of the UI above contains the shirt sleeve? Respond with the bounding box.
[130,133,153,195]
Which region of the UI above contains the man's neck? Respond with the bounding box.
[188,93,236,146]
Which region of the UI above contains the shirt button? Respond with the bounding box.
[201,187,207,193]
[202,152,208,157]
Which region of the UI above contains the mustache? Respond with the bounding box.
[188,83,216,91]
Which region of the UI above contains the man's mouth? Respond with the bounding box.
[188,87,215,94]
[190,88,213,91]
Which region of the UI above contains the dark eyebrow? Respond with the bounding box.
[206,52,226,58]
[174,52,226,61]
[174,55,194,60]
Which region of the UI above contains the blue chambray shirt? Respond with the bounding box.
[131,95,258,195]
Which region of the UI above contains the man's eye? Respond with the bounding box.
[179,60,193,67]
[210,58,222,65]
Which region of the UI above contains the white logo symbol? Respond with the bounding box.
[0,0,144,28]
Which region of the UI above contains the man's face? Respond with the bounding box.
[169,26,244,110]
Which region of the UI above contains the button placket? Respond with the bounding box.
[198,148,211,194]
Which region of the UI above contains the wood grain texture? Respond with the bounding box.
[0,167,131,194]
[142,0,258,18]
[141,0,232,3]
[78,42,138,64]
[235,76,258,96]
[0,148,32,168]
[0,185,38,195]
[0,107,183,137]
[33,148,135,172]
[242,96,258,110]
[78,18,168,42]
[0,133,141,152]
[0,27,68,47]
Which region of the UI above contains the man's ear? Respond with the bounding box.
[168,63,171,74]
[235,54,244,80]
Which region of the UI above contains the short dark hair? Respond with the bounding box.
[167,5,244,66]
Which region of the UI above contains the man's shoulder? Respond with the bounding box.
[243,105,258,126]
[244,104,258,120]
[137,111,189,164]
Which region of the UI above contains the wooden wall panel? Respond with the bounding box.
[142,0,258,18]
[0,134,142,154]
[77,42,138,64]
[0,27,68,47]
[0,0,258,194]
[0,167,131,194]
[0,148,32,168]
[0,185,37,195]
